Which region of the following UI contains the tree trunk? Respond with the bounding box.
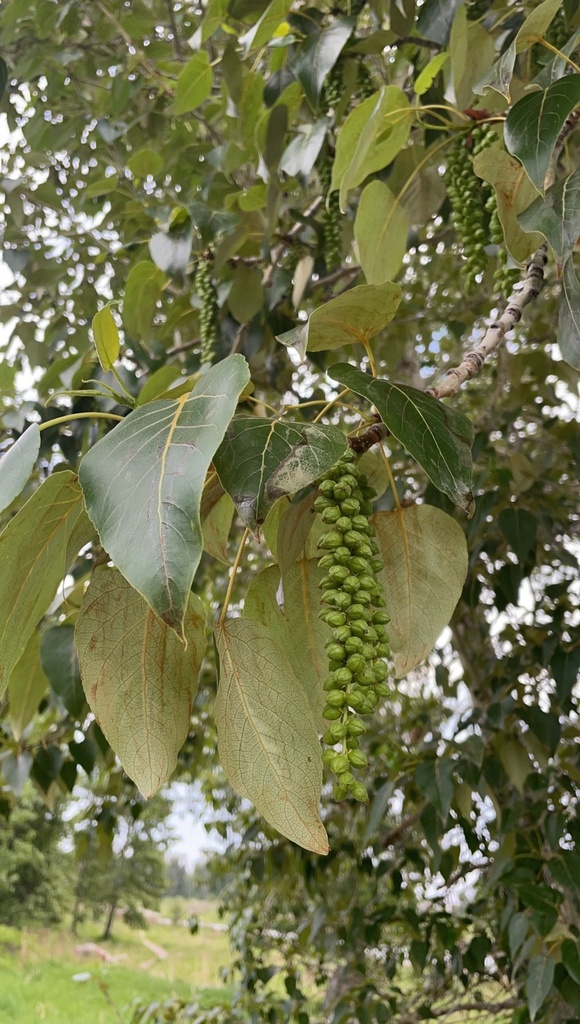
[100,901,117,940]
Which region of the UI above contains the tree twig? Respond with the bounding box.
[165,0,183,58]
[425,244,548,400]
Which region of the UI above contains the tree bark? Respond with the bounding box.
[101,900,117,940]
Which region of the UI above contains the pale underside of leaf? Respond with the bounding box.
[76,567,206,798]
[215,617,328,854]
[372,506,468,677]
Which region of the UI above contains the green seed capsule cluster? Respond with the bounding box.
[196,258,220,366]
[356,62,376,101]
[485,192,521,299]
[466,0,491,20]
[445,124,495,293]
[546,9,568,50]
[323,63,344,117]
[318,150,342,273]
[314,450,391,804]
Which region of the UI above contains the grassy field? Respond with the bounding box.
[0,901,232,1024]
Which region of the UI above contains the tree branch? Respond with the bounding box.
[425,244,548,400]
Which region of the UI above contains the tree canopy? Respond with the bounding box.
[0,0,579,1020]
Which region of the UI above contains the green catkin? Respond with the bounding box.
[196,257,220,366]
[314,450,392,803]
[445,123,495,293]
[318,150,342,273]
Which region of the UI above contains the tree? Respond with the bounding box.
[0,0,579,1019]
[71,791,170,939]
[0,786,70,928]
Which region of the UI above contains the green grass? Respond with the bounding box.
[0,902,232,1024]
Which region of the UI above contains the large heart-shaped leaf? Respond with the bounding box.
[214,418,347,532]
[557,256,580,370]
[518,170,580,265]
[8,631,48,741]
[76,567,206,798]
[244,558,327,722]
[372,506,468,677]
[79,355,250,639]
[473,146,544,263]
[354,180,409,285]
[328,363,474,512]
[0,422,40,514]
[0,472,89,697]
[505,75,580,194]
[215,616,328,854]
[277,283,402,358]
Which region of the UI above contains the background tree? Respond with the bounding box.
[0,0,579,1021]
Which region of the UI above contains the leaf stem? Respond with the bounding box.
[363,340,378,378]
[109,366,137,406]
[381,448,402,511]
[219,528,250,627]
[312,389,352,424]
[536,38,580,74]
[38,412,125,432]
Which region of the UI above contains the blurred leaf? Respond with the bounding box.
[291,18,353,105]
[40,624,86,719]
[202,492,235,563]
[123,261,168,342]
[79,356,250,640]
[515,0,564,51]
[280,119,328,180]
[0,423,40,514]
[92,304,120,373]
[373,506,468,677]
[240,0,292,53]
[227,266,264,323]
[328,364,474,512]
[450,6,496,109]
[215,617,328,853]
[498,507,537,561]
[505,75,580,193]
[354,180,409,285]
[127,148,164,178]
[76,567,206,798]
[0,473,87,698]
[175,51,213,114]
[214,418,347,532]
[496,735,532,794]
[149,232,193,274]
[2,751,33,796]
[417,0,462,45]
[8,632,48,741]
[526,956,554,1022]
[557,256,580,370]
[518,170,580,265]
[414,52,449,96]
[277,283,401,357]
[276,491,316,575]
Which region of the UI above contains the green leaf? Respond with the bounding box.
[290,18,353,106]
[92,304,120,373]
[473,146,544,263]
[8,631,48,741]
[202,492,235,563]
[498,507,537,562]
[127,148,164,178]
[200,0,228,42]
[496,735,532,795]
[417,0,462,45]
[276,492,316,575]
[327,364,475,512]
[123,260,167,343]
[149,232,193,275]
[557,256,580,370]
[450,5,497,110]
[332,87,412,210]
[518,169,580,265]
[40,625,86,719]
[354,181,409,285]
[277,283,402,358]
[515,0,564,52]
[215,617,328,854]
[505,75,580,194]
[175,51,213,115]
[526,956,555,1022]
[473,40,516,101]
[2,752,33,797]
[414,52,449,96]
[137,365,183,406]
[227,266,264,323]
[214,418,347,532]
[79,355,250,640]
[562,941,580,987]
[0,57,7,103]
[0,423,40,514]
[372,506,468,677]
[240,0,292,54]
[0,472,87,698]
[76,567,206,798]
[279,118,328,180]
[243,560,328,725]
